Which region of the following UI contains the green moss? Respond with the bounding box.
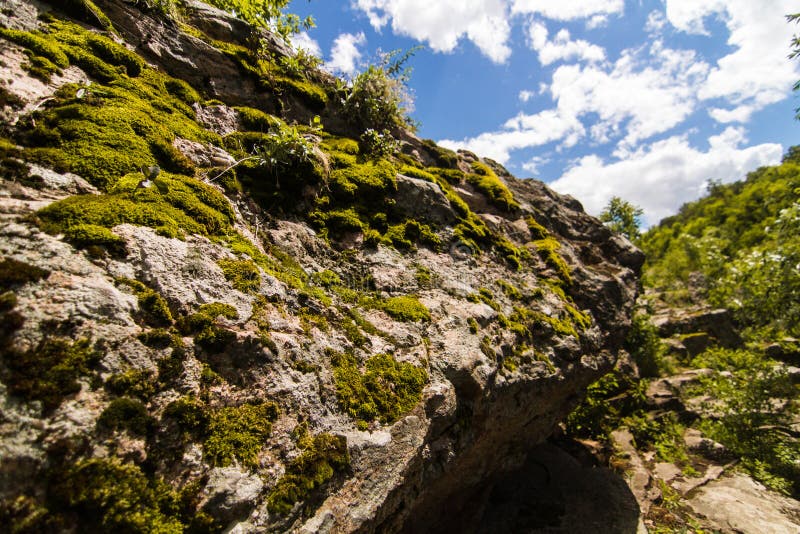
[468,317,479,334]
[0,28,70,68]
[0,337,99,412]
[137,328,177,349]
[267,432,349,515]
[49,458,183,533]
[531,238,571,284]
[63,224,127,257]
[105,369,156,400]
[177,302,238,353]
[234,106,281,132]
[526,216,550,240]
[381,295,431,322]
[117,278,173,327]
[37,171,234,242]
[204,401,280,468]
[321,136,360,155]
[467,161,519,212]
[469,287,501,311]
[60,0,115,31]
[96,397,153,436]
[311,270,341,287]
[274,76,328,109]
[22,53,61,82]
[0,258,49,291]
[310,207,364,239]
[497,280,522,301]
[217,258,261,293]
[421,139,459,168]
[330,350,427,425]
[164,77,200,104]
[429,166,466,184]
[398,165,437,182]
[163,396,209,438]
[7,20,219,189]
[384,220,441,251]
[329,160,397,201]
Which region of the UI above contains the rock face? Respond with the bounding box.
[0,2,642,532]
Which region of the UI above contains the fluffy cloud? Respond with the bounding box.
[527,20,605,65]
[439,108,584,163]
[325,32,366,76]
[511,0,624,20]
[549,128,783,225]
[666,0,799,117]
[352,0,511,63]
[290,32,322,58]
[445,39,709,162]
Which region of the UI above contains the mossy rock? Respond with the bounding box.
[117,278,173,327]
[0,258,49,292]
[381,295,431,322]
[63,224,127,257]
[467,161,520,212]
[204,401,280,468]
[267,432,349,515]
[217,258,261,293]
[330,351,427,426]
[0,337,99,412]
[96,397,154,436]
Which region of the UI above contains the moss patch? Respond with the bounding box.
[217,258,261,293]
[204,401,280,469]
[0,337,99,413]
[267,432,349,515]
[96,397,153,436]
[0,257,49,291]
[467,161,519,212]
[330,350,427,427]
[49,458,183,533]
[116,278,173,327]
[381,295,431,322]
[8,19,218,189]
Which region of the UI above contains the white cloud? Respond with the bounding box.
[352,0,511,63]
[586,14,609,30]
[439,108,584,163]
[325,32,366,76]
[550,40,709,150]
[549,128,783,225]
[708,105,755,123]
[512,0,624,20]
[519,90,535,102]
[666,0,799,118]
[645,11,667,34]
[290,32,321,58]
[522,156,550,175]
[527,20,606,65]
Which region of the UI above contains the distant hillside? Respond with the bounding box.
[641,148,800,337]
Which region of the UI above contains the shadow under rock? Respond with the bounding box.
[425,440,641,534]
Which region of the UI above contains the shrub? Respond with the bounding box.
[344,62,414,133]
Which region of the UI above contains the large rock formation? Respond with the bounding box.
[0,1,642,531]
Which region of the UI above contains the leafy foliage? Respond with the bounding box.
[641,153,800,335]
[600,196,643,241]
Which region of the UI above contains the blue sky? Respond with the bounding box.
[287,0,800,226]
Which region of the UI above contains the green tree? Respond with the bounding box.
[788,13,800,117]
[204,0,313,38]
[600,196,644,241]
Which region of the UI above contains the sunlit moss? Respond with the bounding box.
[330,350,427,427]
